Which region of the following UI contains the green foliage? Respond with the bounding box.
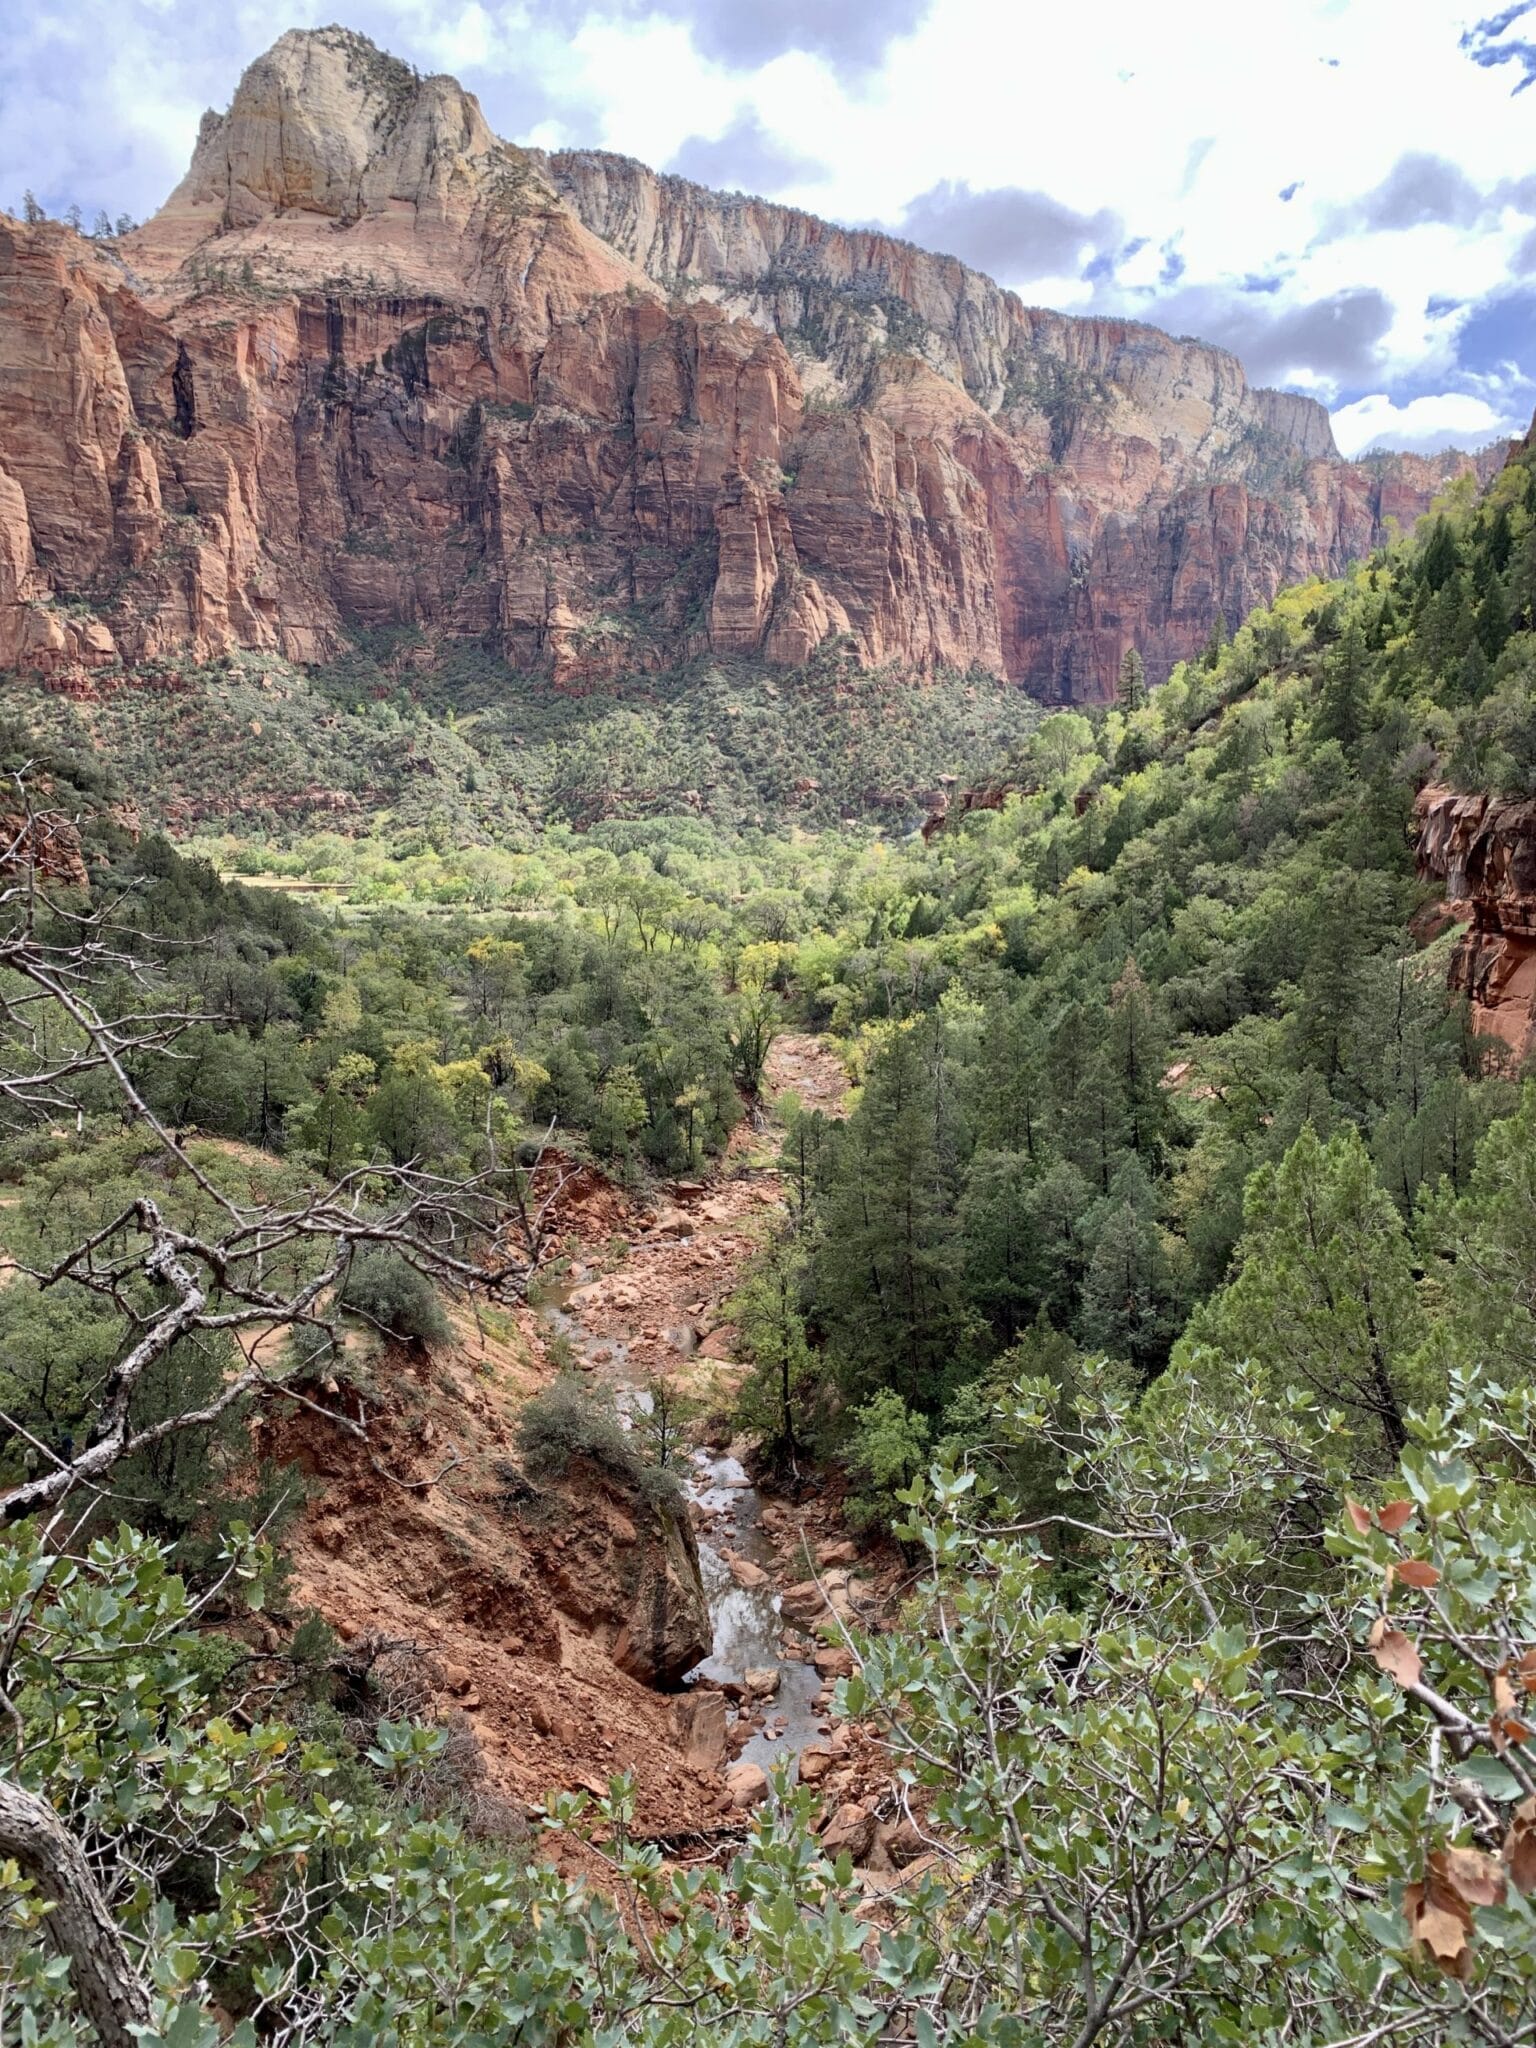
[844,1388,929,1531]
[22,1371,1536,2044]
[513,1375,679,1505]
[730,1228,818,1472]
[5,350,1536,2048]
[340,1250,453,1347]
[1183,1122,1427,1462]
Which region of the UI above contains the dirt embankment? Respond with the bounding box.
[269,1035,904,1844]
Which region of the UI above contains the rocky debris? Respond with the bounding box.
[261,1303,723,1836]
[0,31,1492,708]
[779,1580,828,1626]
[725,1761,770,1810]
[797,1744,835,1785]
[819,1802,878,1863]
[670,1692,728,1774]
[743,1667,780,1701]
[814,1645,858,1681]
[1415,784,1536,1066]
[921,782,1026,842]
[727,1555,769,1591]
[881,1818,929,1867]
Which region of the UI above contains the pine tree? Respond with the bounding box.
[1183,1123,1422,1463]
[1418,515,1461,594]
[1117,646,1147,713]
[1314,617,1368,752]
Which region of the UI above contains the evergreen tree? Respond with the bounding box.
[1117,646,1147,713]
[1418,514,1461,593]
[813,1019,969,1407]
[1183,1123,1424,1463]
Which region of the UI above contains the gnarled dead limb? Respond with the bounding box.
[0,1778,152,2048]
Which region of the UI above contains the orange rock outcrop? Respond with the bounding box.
[1416,784,1536,1065]
[0,27,1508,702]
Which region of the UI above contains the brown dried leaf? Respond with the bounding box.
[1514,1650,1536,1696]
[1494,1668,1518,1715]
[1377,1500,1416,1535]
[1395,1558,1441,1590]
[1345,1497,1373,1535]
[1405,1879,1472,1976]
[1504,1804,1536,1894]
[1368,1618,1423,1690]
[1494,1712,1533,1749]
[1438,1846,1507,1909]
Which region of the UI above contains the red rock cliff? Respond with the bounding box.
[1416,784,1536,1066]
[0,27,1506,702]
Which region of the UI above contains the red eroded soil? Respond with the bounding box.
[267,1032,910,1848]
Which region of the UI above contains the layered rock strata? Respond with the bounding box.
[0,27,1505,702]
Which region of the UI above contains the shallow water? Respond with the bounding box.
[535,1285,822,1770]
[685,1449,824,1771]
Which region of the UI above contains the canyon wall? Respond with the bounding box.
[1416,784,1536,1065]
[0,27,1505,703]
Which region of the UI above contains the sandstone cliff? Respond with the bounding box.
[1416,784,1536,1065]
[0,26,1506,703]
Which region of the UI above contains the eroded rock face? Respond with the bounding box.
[536,1462,711,1689]
[0,27,1508,703]
[1416,785,1536,1064]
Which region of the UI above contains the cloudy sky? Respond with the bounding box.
[4,0,1534,456]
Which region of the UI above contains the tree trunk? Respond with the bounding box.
[0,1780,154,2047]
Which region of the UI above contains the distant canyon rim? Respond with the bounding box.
[0,23,1509,710]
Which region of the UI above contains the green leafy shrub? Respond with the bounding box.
[340,1251,452,1347]
[514,1375,680,1505]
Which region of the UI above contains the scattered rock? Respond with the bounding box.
[797,1744,834,1784]
[880,1818,928,1866]
[725,1762,769,1809]
[743,1667,780,1700]
[727,1554,770,1590]
[814,1645,856,1680]
[671,1692,728,1773]
[820,1802,877,1863]
[780,1580,826,1624]
[816,1539,859,1568]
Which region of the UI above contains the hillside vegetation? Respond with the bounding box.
[4,439,1536,2041]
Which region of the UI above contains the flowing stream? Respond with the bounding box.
[537,1287,822,1770]
[686,1447,824,1770]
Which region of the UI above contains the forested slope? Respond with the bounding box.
[3,430,1536,2040]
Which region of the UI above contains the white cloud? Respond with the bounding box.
[1330,391,1514,457]
[5,0,1535,441]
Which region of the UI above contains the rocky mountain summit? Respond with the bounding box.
[0,25,1506,701]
